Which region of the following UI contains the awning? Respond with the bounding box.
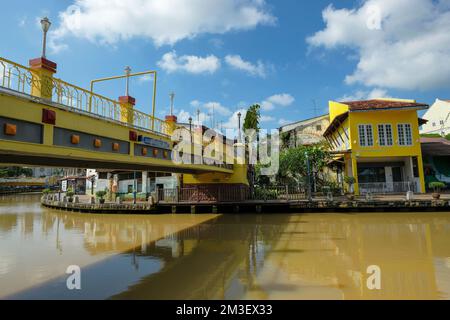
[421,138,450,156]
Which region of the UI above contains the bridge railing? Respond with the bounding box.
[0,57,168,135]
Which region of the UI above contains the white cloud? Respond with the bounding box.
[137,74,154,83]
[339,88,389,101]
[223,109,247,129]
[225,55,267,78]
[157,51,220,74]
[266,93,295,106]
[261,93,295,111]
[190,100,201,108]
[307,0,450,91]
[49,0,276,51]
[203,102,232,116]
[260,115,275,122]
[177,109,209,124]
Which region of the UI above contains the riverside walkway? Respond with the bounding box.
[41,193,450,214]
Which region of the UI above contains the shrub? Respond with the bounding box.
[43,188,51,194]
[254,188,279,200]
[429,182,446,192]
[66,187,75,198]
[95,190,107,199]
[121,193,147,202]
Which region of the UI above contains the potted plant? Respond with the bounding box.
[429,182,446,200]
[96,190,107,204]
[66,187,75,203]
[344,176,356,201]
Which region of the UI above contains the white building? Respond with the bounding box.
[420,99,450,136]
[86,169,178,195]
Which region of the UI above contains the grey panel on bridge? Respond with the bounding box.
[134,144,172,160]
[53,127,130,155]
[0,116,43,144]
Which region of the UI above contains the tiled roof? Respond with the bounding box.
[340,99,428,111]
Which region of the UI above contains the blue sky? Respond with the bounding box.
[1,0,449,130]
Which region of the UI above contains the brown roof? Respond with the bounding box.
[340,99,428,111]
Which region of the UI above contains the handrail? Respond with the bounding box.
[0,57,168,136]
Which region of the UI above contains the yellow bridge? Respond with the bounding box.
[0,56,237,177]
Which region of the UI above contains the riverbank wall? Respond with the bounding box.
[41,197,450,214]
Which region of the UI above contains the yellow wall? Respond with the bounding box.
[328,100,426,194]
[0,93,234,175]
[329,101,349,123]
[183,164,248,185]
[349,110,423,158]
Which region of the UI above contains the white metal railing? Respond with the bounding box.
[0,57,168,136]
[359,181,418,194]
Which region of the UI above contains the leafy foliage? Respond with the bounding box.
[278,144,331,187]
[95,190,107,199]
[429,182,446,192]
[243,104,261,132]
[0,167,33,178]
[66,187,75,198]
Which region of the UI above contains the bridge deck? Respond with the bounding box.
[0,56,234,174]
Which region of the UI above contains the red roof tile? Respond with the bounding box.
[340,99,428,111]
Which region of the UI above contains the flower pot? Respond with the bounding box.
[432,193,441,200]
[68,198,73,203]
[99,198,106,204]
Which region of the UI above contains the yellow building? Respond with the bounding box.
[324,99,429,195]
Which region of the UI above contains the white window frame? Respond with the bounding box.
[378,124,393,147]
[397,123,413,146]
[358,124,374,147]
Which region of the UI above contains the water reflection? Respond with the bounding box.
[1,195,450,300]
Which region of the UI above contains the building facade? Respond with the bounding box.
[279,114,330,149]
[420,99,450,137]
[324,99,428,195]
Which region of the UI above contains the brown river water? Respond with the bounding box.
[1,194,450,300]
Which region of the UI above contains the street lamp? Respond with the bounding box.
[188,116,193,144]
[305,152,312,202]
[40,17,51,58]
[237,112,242,142]
[124,66,132,96]
[169,92,175,116]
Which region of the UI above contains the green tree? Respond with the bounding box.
[243,104,261,132]
[242,104,261,188]
[0,167,33,177]
[278,144,331,187]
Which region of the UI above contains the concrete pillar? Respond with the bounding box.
[351,156,359,195]
[30,58,57,147]
[165,115,178,136]
[119,96,135,125]
[417,155,426,193]
[142,171,148,194]
[29,57,57,100]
